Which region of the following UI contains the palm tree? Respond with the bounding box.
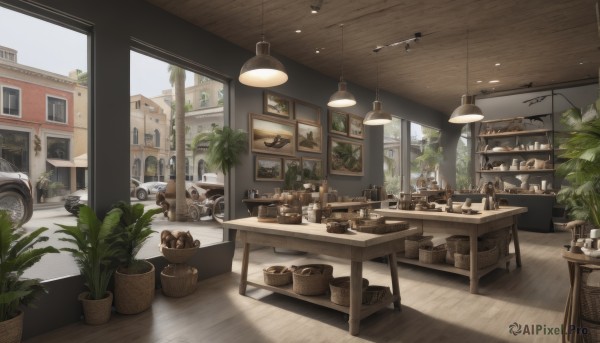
[168,65,187,222]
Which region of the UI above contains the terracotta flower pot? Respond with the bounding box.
[78,291,113,325]
[0,310,23,343]
[115,261,155,314]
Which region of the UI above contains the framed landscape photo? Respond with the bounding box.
[328,110,348,136]
[250,113,296,157]
[264,91,293,118]
[296,121,322,153]
[348,114,364,139]
[301,157,323,181]
[283,158,302,188]
[294,100,321,124]
[255,155,283,181]
[329,137,364,176]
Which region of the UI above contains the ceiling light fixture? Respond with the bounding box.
[310,0,323,13]
[449,29,484,124]
[295,29,302,33]
[239,0,288,88]
[328,24,356,108]
[364,50,392,125]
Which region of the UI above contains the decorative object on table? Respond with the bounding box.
[263,266,294,286]
[329,276,369,307]
[296,121,322,154]
[329,136,364,176]
[250,113,296,157]
[255,155,283,181]
[362,286,392,305]
[445,235,470,264]
[565,220,587,254]
[326,221,350,233]
[159,230,200,297]
[419,244,447,264]
[292,264,334,296]
[328,109,349,136]
[294,99,321,124]
[0,211,58,341]
[263,91,293,118]
[404,235,434,259]
[454,244,499,270]
[277,212,303,224]
[257,205,278,222]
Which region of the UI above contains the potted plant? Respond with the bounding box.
[0,210,58,343]
[57,205,123,325]
[111,201,162,314]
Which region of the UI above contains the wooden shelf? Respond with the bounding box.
[476,149,553,155]
[396,253,515,279]
[478,128,552,138]
[478,169,554,174]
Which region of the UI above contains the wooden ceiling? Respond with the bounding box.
[145,0,600,115]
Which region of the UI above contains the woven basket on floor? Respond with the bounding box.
[581,266,600,323]
[292,264,333,296]
[263,266,293,286]
[362,286,392,305]
[114,261,155,314]
[454,245,499,270]
[405,235,433,259]
[582,319,600,343]
[329,276,369,306]
[482,229,511,257]
[419,244,447,264]
[0,310,23,343]
[160,245,199,264]
[160,264,198,297]
[445,235,470,264]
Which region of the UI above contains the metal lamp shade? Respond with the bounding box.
[363,100,392,125]
[328,81,356,107]
[239,40,288,88]
[449,95,484,123]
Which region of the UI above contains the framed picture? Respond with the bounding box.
[250,113,296,157]
[348,114,364,139]
[296,121,322,153]
[283,158,302,188]
[255,155,283,181]
[294,100,321,124]
[264,91,293,118]
[328,110,348,136]
[301,157,324,181]
[329,137,364,176]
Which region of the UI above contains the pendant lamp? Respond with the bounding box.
[449,30,483,123]
[239,1,288,88]
[328,24,356,108]
[364,51,392,125]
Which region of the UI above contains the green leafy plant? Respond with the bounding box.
[192,124,248,175]
[57,206,123,300]
[0,211,58,321]
[111,201,162,274]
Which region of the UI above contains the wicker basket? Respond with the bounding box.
[263,265,293,286]
[482,229,511,257]
[419,244,447,264]
[362,286,392,305]
[160,264,198,297]
[277,213,303,224]
[0,310,23,343]
[329,276,369,306]
[582,319,600,343]
[160,245,199,264]
[581,266,600,323]
[405,235,433,259]
[454,245,499,270]
[445,235,470,264]
[292,264,333,296]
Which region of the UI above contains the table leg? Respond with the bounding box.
[511,216,522,267]
[388,253,401,310]
[349,261,363,336]
[570,263,581,343]
[563,262,574,343]
[469,231,479,294]
[239,240,250,296]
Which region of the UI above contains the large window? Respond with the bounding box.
[47,95,67,123]
[2,86,20,116]
[0,129,29,172]
[410,122,441,190]
[456,125,473,190]
[383,117,402,195]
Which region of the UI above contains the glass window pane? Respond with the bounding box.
[456,125,472,190]
[410,122,441,191]
[2,87,20,115]
[383,117,402,195]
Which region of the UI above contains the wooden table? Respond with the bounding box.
[375,206,527,294]
[561,250,600,343]
[223,217,420,335]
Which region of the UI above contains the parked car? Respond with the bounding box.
[135,181,167,200]
[65,178,140,215]
[0,158,33,225]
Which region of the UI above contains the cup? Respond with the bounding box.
[534,141,540,150]
[541,180,547,191]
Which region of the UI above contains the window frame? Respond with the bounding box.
[1,85,22,117]
[46,94,68,124]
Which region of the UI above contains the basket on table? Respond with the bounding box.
[263,265,293,287]
[581,266,600,323]
[160,245,200,264]
[481,229,511,257]
[362,286,392,305]
[445,235,470,264]
[329,276,369,306]
[292,264,333,296]
[419,244,447,264]
[454,244,499,270]
[160,264,198,297]
[404,235,433,259]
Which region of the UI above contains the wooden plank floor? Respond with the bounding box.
[25,230,572,343]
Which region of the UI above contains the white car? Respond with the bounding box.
[135,181,167,200]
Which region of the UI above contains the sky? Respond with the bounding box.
[0,6,193,98]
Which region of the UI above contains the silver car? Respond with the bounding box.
[135,181,167,200]
[0,158,33,225]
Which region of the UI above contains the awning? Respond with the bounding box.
[74,153,88,168]
[47,159,76,168]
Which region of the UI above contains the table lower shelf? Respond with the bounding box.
[246,278,397,320]
[396,253,515,278]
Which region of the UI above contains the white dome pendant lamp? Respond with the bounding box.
[449,29,483,124]
[239,0,288,88]
[328,24,356,108]
[364,50,392,125]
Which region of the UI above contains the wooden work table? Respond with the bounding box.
[375,206,527,294]
[223,217,420,335]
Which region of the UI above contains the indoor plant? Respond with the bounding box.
[57,205,123,325]
[0,210,58,343]
[112,201,162,314]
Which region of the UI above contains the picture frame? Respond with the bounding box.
[328,110,348,136]
[348,114,365,139]
[296,121,322,153]
[255,155,283,181]
[294,100,321,124]
[283,157,302,188]
[250,113,296,157]
[264,91,294,118]
[329,137,364,176]
[301,157,324,181]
